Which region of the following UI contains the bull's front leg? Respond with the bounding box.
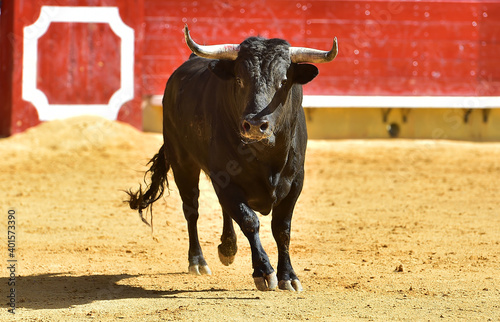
[271,172,304,291]
[215,185,277,291]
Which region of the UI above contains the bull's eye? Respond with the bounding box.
[279,78,288,89]
[235,77,244,88]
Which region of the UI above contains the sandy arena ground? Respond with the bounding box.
[0,116,499,321]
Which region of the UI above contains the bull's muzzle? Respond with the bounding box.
[241,118,272,143]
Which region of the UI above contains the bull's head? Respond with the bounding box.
[184,25,338,144]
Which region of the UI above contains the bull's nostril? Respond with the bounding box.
[260,122,269,132]
[242,121,251,132]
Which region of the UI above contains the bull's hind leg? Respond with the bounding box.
[171,162,211,275]
[218,211,237,266]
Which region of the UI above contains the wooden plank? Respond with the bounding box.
[304,75,478,96]
[145,0,305,20]
[307,20,478,41]
[306,0,479,22]
[0,0,15,136]
[331,39,478,60]
[37,22,122,105]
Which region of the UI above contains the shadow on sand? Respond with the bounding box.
[1,272,234,310]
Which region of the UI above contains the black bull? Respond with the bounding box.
[127,26,337,291]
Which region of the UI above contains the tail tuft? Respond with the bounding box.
[125,144,170,227]
[127,185,144,210]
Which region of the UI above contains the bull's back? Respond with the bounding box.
[162,56,213,121]
[161,56,221,169]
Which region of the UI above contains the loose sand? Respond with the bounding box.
[1,116,499,321]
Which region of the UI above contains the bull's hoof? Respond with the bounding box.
[278,279,303,292]
[217,243,237,266]
[218,247,236,266]
[188,264,212,276]
[253,272,278,291]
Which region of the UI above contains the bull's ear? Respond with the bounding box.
[293,64,319,85]
[208,60,235,80]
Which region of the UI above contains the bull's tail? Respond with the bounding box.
[126,144,170,227]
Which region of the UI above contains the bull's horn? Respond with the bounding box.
[289,38,338,63]
[184,25,240,60]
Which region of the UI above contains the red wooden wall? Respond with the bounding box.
[37,22,122,105]
[1,0,499,136]
[0,0,145,136]
[142,0,500,97]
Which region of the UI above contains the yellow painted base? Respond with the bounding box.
[143,101,500,141]
[304,108,500,141]
[143,101,163,133]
